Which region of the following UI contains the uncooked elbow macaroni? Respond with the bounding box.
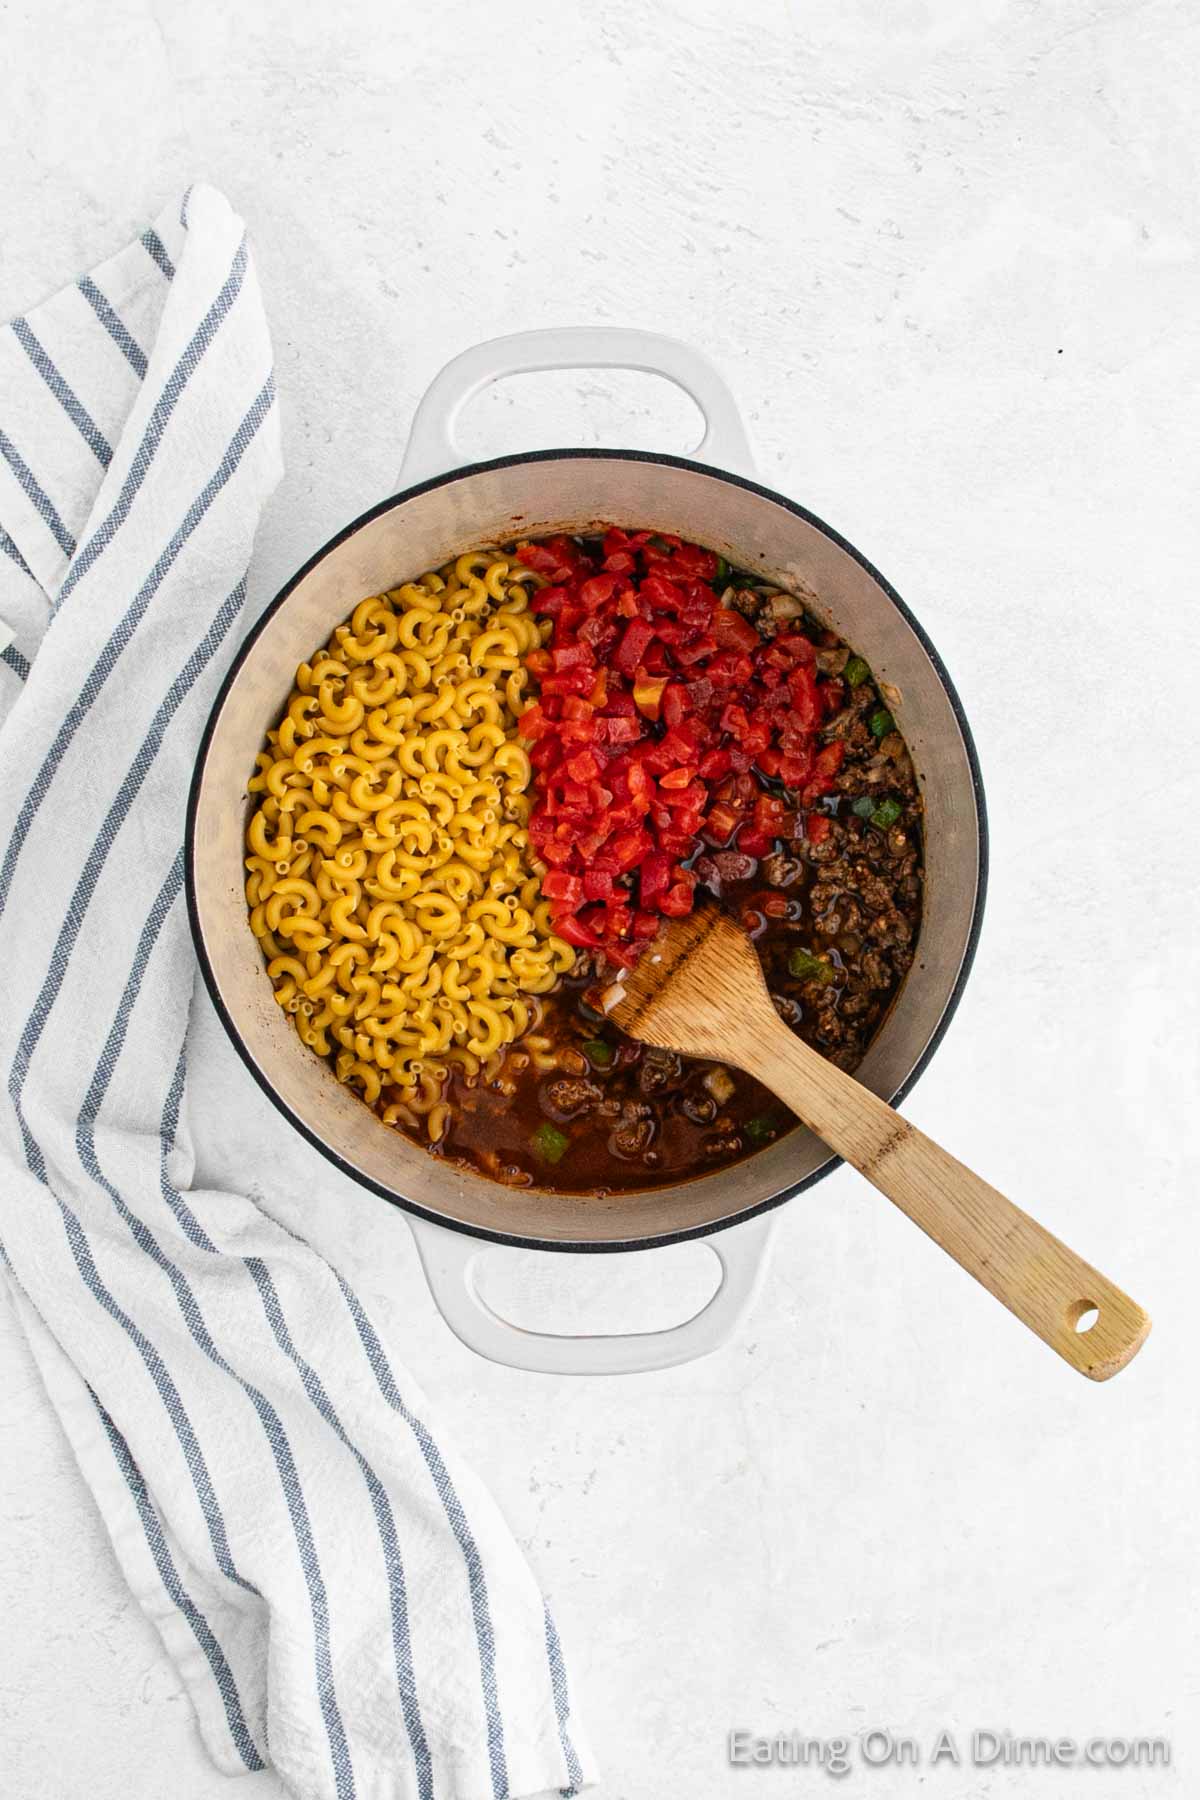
[246,548,575,1137]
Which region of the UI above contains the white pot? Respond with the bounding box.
[187,328,986,1374]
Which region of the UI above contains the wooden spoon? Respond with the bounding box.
[602,907,1150,1381]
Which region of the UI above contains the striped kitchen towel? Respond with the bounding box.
[0,184,591,1800]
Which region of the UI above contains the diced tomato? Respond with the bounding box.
[553,913,601,949]
[661,779,706,812]
[787,663,821,730]
[538,834,574,866]
[551,642,593,672]
[763,629,816,667]
[671,633,716,667]
[602,527,651,557]
[659,878,696,918]
[597,715,642,746]
[613,617,655,675]
[697,746,732,781]
[607,828,653,873]
[542,870,584,907]
[658,719,704,764]
[704,801,741,844]
[778,750,813,787]
[639,851,672,908]
[741,720,772,759]
[639,573,687,613]
[659,682,692,729]
[519,527,878,976]
[561,748,598,784]
[531,584,569,616]
[518,700,552,740]
[753,793,792,837]
[579,573,621,611]
[670,542,717,579]
[625,760,651,802]
[540,669,594,697]
[601,939,639,969]
[712,607,760,653]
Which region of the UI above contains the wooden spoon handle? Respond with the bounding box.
[743,1017,1150,1380]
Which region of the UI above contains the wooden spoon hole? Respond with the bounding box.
[1069,1299,1101,1335]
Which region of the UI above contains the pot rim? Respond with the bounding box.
[186,446,989,1254]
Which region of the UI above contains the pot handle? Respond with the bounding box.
[397,327,756,485]
[407,1210,776,1375]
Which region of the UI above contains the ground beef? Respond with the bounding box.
[541,1077,603,1120]
[610,1102,655,1159]
[639,1048,684,1097]
[761,851,802,888]
[679,1092,719,1125]
[729,587,764,620]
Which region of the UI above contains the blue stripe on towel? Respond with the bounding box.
[153,1045,434,1799]
[244,1261,434,1800]
[0,1237,259,1773]
[0,525,34,579]
[70,953,356,1797]
[10,623,357,1798]
[78,277,148,378]
[58,238,248,610]
[1,644,30,682]
[141,228,176,281]
[544,1602,585,1794]
[5,574,250,1094]
[0,369,269,923]
[90,1391,265,1771]
[5,575,259,1613]
[0,427,76,557]
[25,856,259,1603]
[11,318,113,467]
[337,1276,510,1800]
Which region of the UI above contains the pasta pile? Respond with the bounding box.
[245,549,575,1140]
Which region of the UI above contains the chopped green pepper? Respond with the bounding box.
[531,1122,570,1164]
[713,555,730,585]
[871,798,902,829]
[851,795,875,819]
[788,947,835,985]
[581,1037,613,1067]
[868,707,894,739]
[744,1114,778,1146]
[844,654,871,688]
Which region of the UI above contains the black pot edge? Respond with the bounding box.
[185,447,989,1256]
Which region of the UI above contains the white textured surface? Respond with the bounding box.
[2,1,1197,1796]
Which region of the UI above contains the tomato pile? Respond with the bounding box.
[517,529,847,967]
